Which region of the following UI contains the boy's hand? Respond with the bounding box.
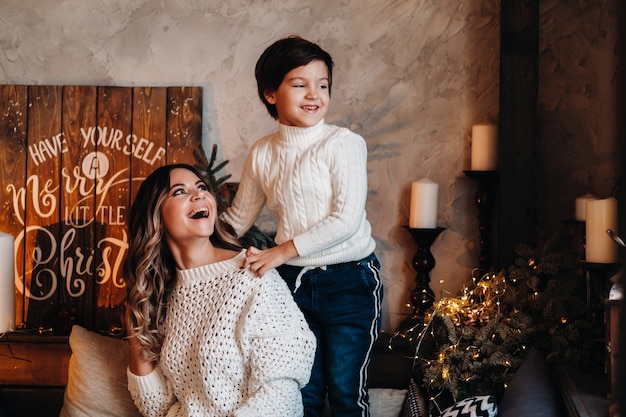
[243,241,298,276]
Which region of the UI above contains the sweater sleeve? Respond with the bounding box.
[292,131,370,258]
[127,366,176,417]
[220,144,267,238]
[234,271,316,417]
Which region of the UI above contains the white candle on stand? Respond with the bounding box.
[585,198,618,263]
[575,193,597,221]
[0,232,15,333]
[409,179,439,229]
[470,123,499,171]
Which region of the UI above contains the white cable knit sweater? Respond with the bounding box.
[126,251,316,417]
[222,119,376,267]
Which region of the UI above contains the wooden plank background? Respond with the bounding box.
[0,85,203,333]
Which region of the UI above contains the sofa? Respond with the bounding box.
[0,327,565,417]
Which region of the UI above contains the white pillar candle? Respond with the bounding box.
[575,193,598,221]
[0,232,15,333]
[585,198,618,263]
[409,179,439,229]
[470,123,499,171]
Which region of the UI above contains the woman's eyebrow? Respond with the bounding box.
[168,181,189,191]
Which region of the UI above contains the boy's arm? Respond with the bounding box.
[243,240,298,276]
[220,150,267,237]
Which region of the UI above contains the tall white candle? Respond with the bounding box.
[409,179,439,229]
[585,198,618,263]
[0,232,15,333]
[470,123,499,171]
[575,193,597,221]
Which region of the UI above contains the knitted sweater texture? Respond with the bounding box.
[126,251,316,417]
[221,120,376,267]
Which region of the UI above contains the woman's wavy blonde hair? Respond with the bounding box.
[123,163,241,362]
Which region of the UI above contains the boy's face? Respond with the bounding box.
[265,60,330,127]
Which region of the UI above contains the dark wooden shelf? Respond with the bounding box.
[554,365,614,417]
[0,331,70,386]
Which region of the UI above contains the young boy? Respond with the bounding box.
[222,35,383,417]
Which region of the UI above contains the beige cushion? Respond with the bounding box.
[60,325,141,417]
[370,388,409,417]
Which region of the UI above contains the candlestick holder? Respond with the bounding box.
[580,260,620,323]
[397,226,445,333]
[464,170,499,269]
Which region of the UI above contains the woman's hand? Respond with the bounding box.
[242,240,298,276]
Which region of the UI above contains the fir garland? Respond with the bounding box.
[403,234,597,412]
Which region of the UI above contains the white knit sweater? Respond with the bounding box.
[222,120,376,267]
[126,251,316,417]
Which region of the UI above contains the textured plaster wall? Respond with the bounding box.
[0,0,502,331]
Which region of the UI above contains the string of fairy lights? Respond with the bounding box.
[391,268,533,411]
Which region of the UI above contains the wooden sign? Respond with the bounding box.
[0,85,202,333]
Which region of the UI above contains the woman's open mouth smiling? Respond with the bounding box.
[188,208,209,219]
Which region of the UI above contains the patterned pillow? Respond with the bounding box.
[400,379,428,417]
[440,395,498,417]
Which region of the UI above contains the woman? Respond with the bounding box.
[123,163,315,417]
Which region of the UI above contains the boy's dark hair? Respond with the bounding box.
[255,35,334,120]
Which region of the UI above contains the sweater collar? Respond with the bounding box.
[177,250,246,281]
[278,119,325,144]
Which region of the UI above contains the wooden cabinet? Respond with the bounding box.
[0,333,70,386]
[605,299,622,400]
[0,332,70,417]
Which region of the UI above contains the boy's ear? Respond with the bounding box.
[264,91,276,104]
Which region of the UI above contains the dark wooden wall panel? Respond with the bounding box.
[61,85,97,332]
[166,86,202,164]
[0,85,28,326]
[24,85,63,331]
[0,85,203,333]
[498,1,539,268]
[131,87,167,202]
[94,86,133,330]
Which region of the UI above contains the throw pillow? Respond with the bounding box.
[369,388,409,417]
[400,379,428,417]
[59,325,142,417]
[439,395,498,417]
[498,347,561,417]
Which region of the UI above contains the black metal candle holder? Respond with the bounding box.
[580,261,621,307]
[464,170,498,269]
[397,226,445,333]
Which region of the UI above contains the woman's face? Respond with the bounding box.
[160,168,218,245]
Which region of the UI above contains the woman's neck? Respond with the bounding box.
[168,238,225,270]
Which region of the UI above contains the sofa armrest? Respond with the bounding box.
[498,347,564,417]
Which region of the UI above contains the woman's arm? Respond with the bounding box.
[125,310,175,417]
[127,333,156,376]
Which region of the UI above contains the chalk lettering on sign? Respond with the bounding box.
[96,232,128,289]
[80,126,166,166]
[7,125,159,300]
[14,225,128,300]
[27,133,68,166]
